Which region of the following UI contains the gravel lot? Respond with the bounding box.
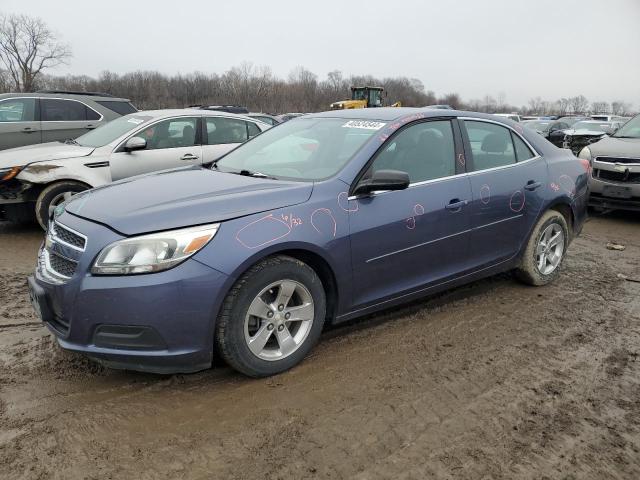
[0,212,639,479]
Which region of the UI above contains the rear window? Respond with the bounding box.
[96,101,138,116]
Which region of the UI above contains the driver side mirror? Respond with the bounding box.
[124,136,147,152]
[353,169,410,196]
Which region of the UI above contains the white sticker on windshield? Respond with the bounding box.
[127,118,145,125]
[342,120,386,130]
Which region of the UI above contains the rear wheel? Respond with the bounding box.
[35,181,89,229]
[516,210,569,286]
[216,255,326,377]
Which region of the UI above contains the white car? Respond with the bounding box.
[492,113,521,122]
[0,109,270,227]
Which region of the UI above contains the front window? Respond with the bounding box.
[368,120,455,183]
[612,115,640,138]
[137,117,197,150]
[215,117,382,181]
[352,89,367,101]
[75,114,153,147]
[0,98,36,122]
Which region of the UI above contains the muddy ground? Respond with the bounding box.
[0,213,639,480]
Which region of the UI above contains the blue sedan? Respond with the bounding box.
[28,108,589,377]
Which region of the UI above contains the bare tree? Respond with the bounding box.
[611,101,632,116]
[591,101,610,115]
[569,95,589,114]
[0,13,71,92]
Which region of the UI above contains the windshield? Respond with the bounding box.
[525,121,551,131]
[352,89,367,101]
[572,121,610,132]
[215,117,384,181]
[76,115,153,147]
[613,115,640,138]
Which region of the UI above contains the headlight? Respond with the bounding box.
[578,147,592,161]
[0,166,22,181]
[92,223,220,275]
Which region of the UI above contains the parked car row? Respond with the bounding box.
[0,91,136,149]
[0,109,270,226]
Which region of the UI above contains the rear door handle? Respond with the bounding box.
[524,180,542,191]
[180,153,199,161]
[445,199,468,211]
[22,127,37,134]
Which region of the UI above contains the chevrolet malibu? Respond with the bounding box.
[28,108,589,377]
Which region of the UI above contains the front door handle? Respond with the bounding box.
[524,180,542,191]
[445,199,468,211]
[180,153,199,161]
[21,127,37,134]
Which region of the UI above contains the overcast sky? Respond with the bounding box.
[3,0,639,108]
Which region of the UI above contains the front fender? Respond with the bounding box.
[17,157,111,188]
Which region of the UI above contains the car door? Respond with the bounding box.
[109,116,202,181]
[461,119,547,269]
[348,119,473,309]
[40,98,101,142]
[201,117,263,163]
[0,97,41,149]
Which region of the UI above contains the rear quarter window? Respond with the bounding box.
[96,101,138,116]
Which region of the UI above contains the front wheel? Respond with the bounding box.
[216,255,326,377]
[516,210,569,286]
[35,181,89,229]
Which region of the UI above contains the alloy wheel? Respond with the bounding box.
[535,223,565,275]
[244,280,315,361]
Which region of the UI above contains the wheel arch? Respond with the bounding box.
[222,243,341,326]
[546,199,575,238]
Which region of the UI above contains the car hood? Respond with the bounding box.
[0,142,95,169]
[562,129,606,137]
[65,167,314,235]
[588,136,640,157]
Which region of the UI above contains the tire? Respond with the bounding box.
[35,181,89,229]
[515,210,569,286]
[216,255,326,377]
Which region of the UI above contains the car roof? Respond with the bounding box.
[0,91,131,102]
[129,109,262,122]
[307,107,531,124]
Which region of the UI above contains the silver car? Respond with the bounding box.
[578,113,640,212]
[0,109,270,227]
[0,91,137,150]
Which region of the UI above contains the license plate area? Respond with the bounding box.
[603,185,632,199]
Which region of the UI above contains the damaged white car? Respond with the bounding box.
[0,109,269,228]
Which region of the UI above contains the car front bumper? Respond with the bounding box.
[589,161,640,211]
[28,213,230,374]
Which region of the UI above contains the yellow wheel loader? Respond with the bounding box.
[330,86,401,110]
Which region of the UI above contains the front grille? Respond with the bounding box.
[595,168,640,184]
[51,222,86,250]
[48,251,78,278]
[596,156,640,165]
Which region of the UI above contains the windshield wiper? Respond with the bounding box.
[237,169,276,179]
